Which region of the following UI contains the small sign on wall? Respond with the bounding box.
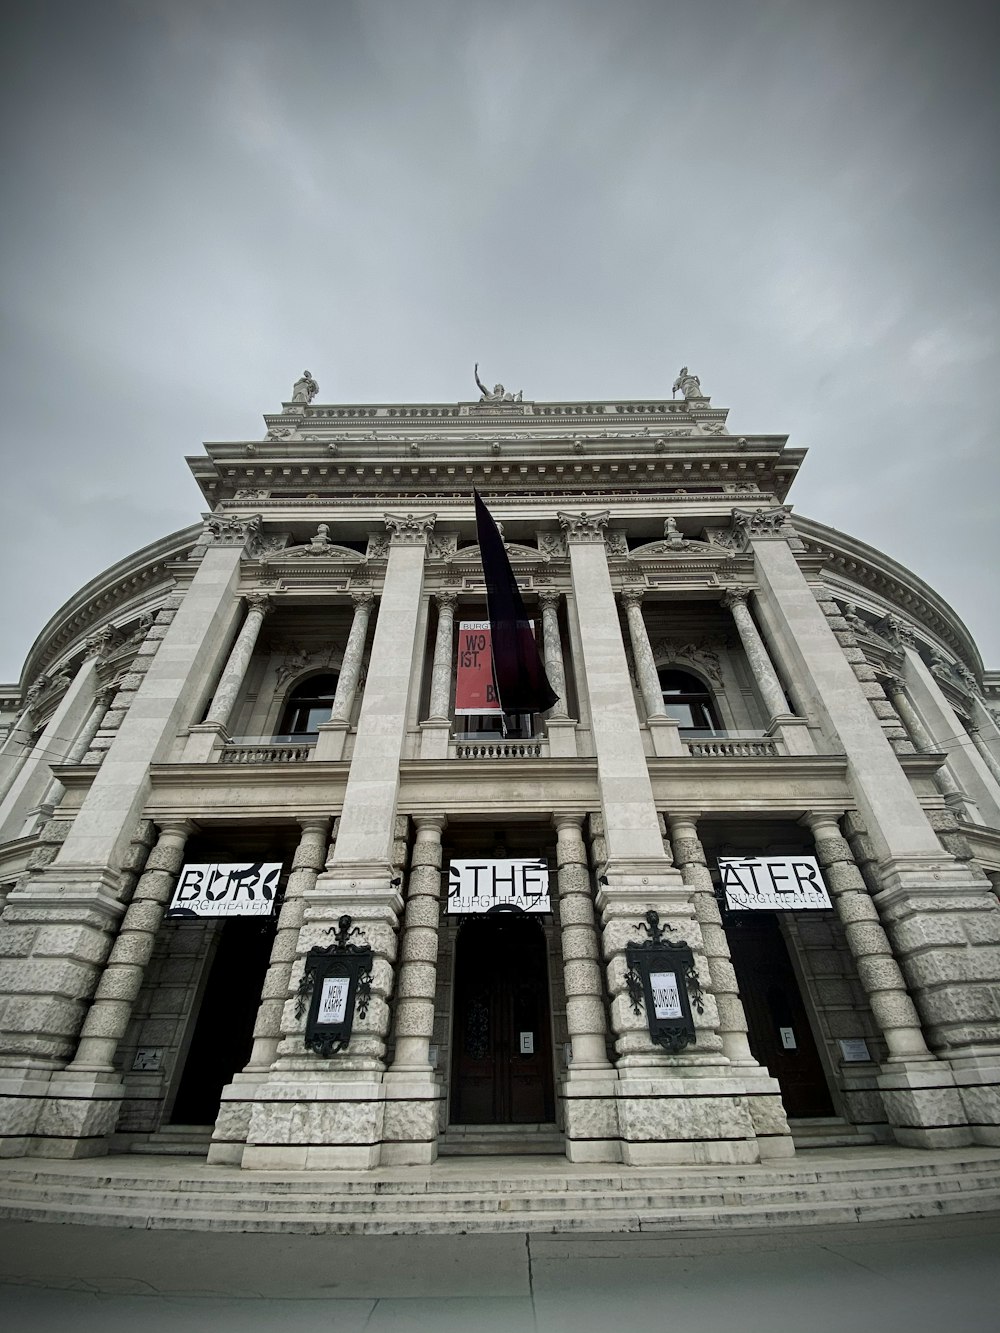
[718,856,832,912]
[131,1048,164,1072]
[839,1038,872,1063]
[167,862,282,918]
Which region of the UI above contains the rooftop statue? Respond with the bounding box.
[292,370,319,404]
[475,362,523,404]
[672,366,704,399]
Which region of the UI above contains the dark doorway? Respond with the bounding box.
[450,914,555,1125]
[169,916,276,1125]
[727,912,835,1118]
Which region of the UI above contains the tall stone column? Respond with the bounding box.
[967,724,1000,787]
[13,820,196,1158]
[383,813,447,1165]
[803,812,971,1147]
[554,815,619,1162]
[68,820,194,1074]
[668,814,793,1158]
[330,592,375,722]
[722,588,788,722]
[241,513,434,1170]
[425,594,457,722]
[558,511,760,1166]
[208,817,330,1165]
[539,591,569,720]
[0,654,103,839]
[203,594,271,729]
[314,591,375,760]
[620,587,683,757]
[31,684,117,826]
[883,675,967,811]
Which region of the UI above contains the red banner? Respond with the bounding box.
[455,620,500,714]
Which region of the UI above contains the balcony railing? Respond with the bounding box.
[683,731,779,758]
[455,739,544,760]
[220,738,316,764]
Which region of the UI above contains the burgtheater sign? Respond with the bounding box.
[718,855,832,912]
[166,862,282,918]
[447,858,550,914]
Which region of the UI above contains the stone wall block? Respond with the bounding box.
[392,1001,434,1038]
[563,958,603,998]
[813,835,853,866]
[410,842,442,872]
[400,927,438,965]
[557,895,600,929]
[831,893,878,926]
[92,962,145,1001]
[855,954,908,993]
[671,838,708,868]
[402,897,440,930]
[77,997,134,1038]
[0,927,37,958]
[396,961,436,999]
[0,957,93,998]
[825,863,868,894]
[561,923,600,963]
[567,994,610,1035]
[556,864,592,894]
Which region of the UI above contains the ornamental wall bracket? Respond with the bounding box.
[294,915,374,1057]
[623,910,704,1054]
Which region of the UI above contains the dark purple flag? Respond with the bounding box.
[473,490,559,715]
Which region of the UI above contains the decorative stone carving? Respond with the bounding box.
[474,363,522,404]
[878,614,917,648]
[538,531,568,558]
[672,366,705,399]
[954,662,981,696]
[648,636,723,685]
[265,428,293,442]
[291,371,318,404]
[205,513,262,547]
[384,513,436,544]
[83,626,125,660]
[366,533,391,561]
[557,510,610,543]
[425,532,458,561]
[730,506,793,549]
[275,523,365,562]
[604,530,629,558]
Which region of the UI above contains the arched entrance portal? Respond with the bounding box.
[450,914,555,1125]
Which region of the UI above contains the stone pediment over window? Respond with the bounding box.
[264,524,366,564]
[447,541,548,565]
[628,535,725,561]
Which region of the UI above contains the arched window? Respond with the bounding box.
[658,668,720,734]
[278,672,339,738]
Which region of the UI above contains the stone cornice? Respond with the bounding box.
[20,524,200,690]
[792,515,984,674]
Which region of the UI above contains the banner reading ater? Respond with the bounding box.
[455,620,501,714]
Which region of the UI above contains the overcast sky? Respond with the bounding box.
[2,0,998,684]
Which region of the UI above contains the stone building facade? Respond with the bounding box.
[1,373,999,1171]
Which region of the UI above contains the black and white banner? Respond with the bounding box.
[167,862,282,918]
[718,855,832,911]
[447,858,550,914]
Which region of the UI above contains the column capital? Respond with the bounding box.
[721,586,751,609]
[882,674,907,696]
[384,512,436,545]
[538,588,562,612]
[244,592,273,616]
[412,812,448,835]
[153,817,197,841]
[297,815,331,836]
[800,810,845,839]
[350,589,375,609]
[557,510,610,543]
[433,590,458,611]
[552,812,585,834]
[730,506,794,550]
[620,586,645,610]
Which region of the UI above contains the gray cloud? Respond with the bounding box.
[2,0,998,679]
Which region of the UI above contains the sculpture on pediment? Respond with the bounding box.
[276,523,365,562]
[292,371,319,404]
[474,363,522,404]
[672,366,704,399]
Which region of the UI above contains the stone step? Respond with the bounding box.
[129,1126,214,1156]
[440,1123,565,1156]
[788,1118,880,1150]
[0,1180,996,1236]
[1,1163,997,1223]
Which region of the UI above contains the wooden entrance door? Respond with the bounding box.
[450,914,555,1124]
[726,912,835,1118]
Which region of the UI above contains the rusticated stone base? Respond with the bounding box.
[239,1073,389,1170]
[614,1074,764,1165]
[877,1062,972,1148]
[0,1070,124,1158]
[951,1056,1000,1145]
[380,1071,444,1165]
[560,1070,622,1163]
[206,1069,267,1165]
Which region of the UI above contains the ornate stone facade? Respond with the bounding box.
[0,378,998,1180]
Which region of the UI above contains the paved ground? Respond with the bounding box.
[1,1212,999,1332]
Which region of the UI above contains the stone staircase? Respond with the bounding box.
[439,1123,565,1156]
[127,1125,215,1156]
[1,1147,998,1235]
[788,1117,881,1150]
